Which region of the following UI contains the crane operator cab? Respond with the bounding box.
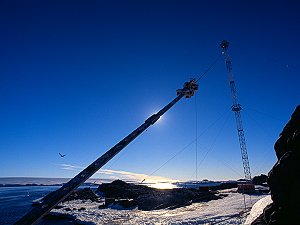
[177,78,199,98]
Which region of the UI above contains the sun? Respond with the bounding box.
[157,115,163,123]
[150,182,177,189]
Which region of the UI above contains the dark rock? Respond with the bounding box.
[167,200,192,210]
[252,105,300,225]
[98,204,106,209]
[63,188,98,202]
[274,105,300,159]
[42,213,75,223]
[210,181,238,191]
[64,208,72,211]
[137,188,220,211]
[98,180,221,211]
[42,212,95,225]
[112,199,138,209]
[78,207,86,211]
[98,179,152,199]
[104,197,115,206]
[252,174,268,185]
[237,183,255,193]
[198,186,210,192]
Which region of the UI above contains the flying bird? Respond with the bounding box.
[59,153,66,158]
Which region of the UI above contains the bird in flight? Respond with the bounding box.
[59,153,66,158]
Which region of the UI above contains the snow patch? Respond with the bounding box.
[52,190,269,224]
[244,195,272,225]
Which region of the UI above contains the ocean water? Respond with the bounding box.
[0,186,61,225]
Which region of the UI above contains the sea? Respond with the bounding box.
[0,185,62,225]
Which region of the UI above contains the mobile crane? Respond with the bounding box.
[15,79,198,225]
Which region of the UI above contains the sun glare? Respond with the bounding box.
[150,182,177,189]
[147,111,164,124]
[157,115,163,123]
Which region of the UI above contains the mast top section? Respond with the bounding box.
[220,40,229,51]
[177,78,199,98]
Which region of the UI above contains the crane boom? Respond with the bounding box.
[220,40,252,181]
[14,79,198,225]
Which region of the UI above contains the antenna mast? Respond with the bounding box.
[220,40,252,181]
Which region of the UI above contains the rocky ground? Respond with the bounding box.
[37,180,270,224]
[48,189,268,225]
[96,179,222,210]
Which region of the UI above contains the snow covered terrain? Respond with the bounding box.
[244,195,272,225]
[52,189,269,224]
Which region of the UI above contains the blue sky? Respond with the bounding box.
[0,0,299,182]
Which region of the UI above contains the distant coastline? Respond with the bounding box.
[0,177,113,187]
[0,177,243,189]
[0,183,64,187]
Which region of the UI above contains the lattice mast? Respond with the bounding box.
[220,40,252,180]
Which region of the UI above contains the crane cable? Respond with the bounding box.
[140,108,229,184]
[195,53,223,83]
[107,54,221,174]
[194,53,222,181]
[99,55,222,185]
[188,110,231,181]
[139,54,223,184]
[195,94,198,181]
[242,109,278,175]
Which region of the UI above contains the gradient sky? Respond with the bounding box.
[0,0,299,182]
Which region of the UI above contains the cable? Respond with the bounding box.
[209,152,244,178]
[242,110,277,175]
[243,105,285,123]
[198,111,230,167]
[140,108,229,183]
[188,110,231,180]
[195,94,198,181]
[96,130,149,182]
[195,54,222,83]
[105,53,223,184]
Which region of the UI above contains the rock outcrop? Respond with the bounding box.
[63,188,99,202]
[252,174,268,186]
[97,180,221,210]
[210,181,238,190]
[252,105,300,224]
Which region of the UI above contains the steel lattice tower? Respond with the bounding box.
[220,40,252,180]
